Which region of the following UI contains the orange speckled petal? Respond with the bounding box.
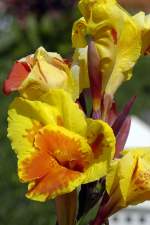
[18,151,52,182]
[24,155,82,201]
[18,124,95,201]
[34,125,93,171]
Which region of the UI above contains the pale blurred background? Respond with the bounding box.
[0,0,150,225]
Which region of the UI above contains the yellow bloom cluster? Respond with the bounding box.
[72,0,150,96]
[3,0,150,223]
[106,148,150,215]
[8,88,115,201]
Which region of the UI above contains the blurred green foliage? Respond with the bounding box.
[116,55,150,114]
[0,1,150,225]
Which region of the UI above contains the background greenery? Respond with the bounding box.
[0,1,150,225]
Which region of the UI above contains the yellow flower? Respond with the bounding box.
[72,0,141,96]
[105,148,150,216]
[4,47,78,100]
[8,89,115,202]
[133,12,150,55]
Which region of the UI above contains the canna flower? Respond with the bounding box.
[93,148,150,224]
[133,12,150,55]
[72,0,141,97]
[3,47,78,100]
[106,148,150,211]
[8,89,115,202]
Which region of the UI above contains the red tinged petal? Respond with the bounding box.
[3,61,30,95]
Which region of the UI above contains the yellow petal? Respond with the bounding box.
[20,122,115,201]
[71,47,89,94]
[8,97,60,159]
[133,12,150,55]
[18,124,92,201]
[123,148,150,205]
[106,148,150,215]
[83,118,115,183]
[34,125,93,171]
[105,20,141,95]
[40,89,87,136]
[117,152,137,202]
[72,0,141,96]
[106,159,118,195]
[106,151,137,204]
[37,59,68,88]
[20,47,79,100]
[35,47,79,100]
[86,118,115,158]
[7,88,117,202]
[26,157,83,201]
[78,0,117,22]
[35,46,63,62]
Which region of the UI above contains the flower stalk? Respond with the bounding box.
[55,190,77,225]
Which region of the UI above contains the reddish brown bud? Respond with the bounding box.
[88,40,102,118]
